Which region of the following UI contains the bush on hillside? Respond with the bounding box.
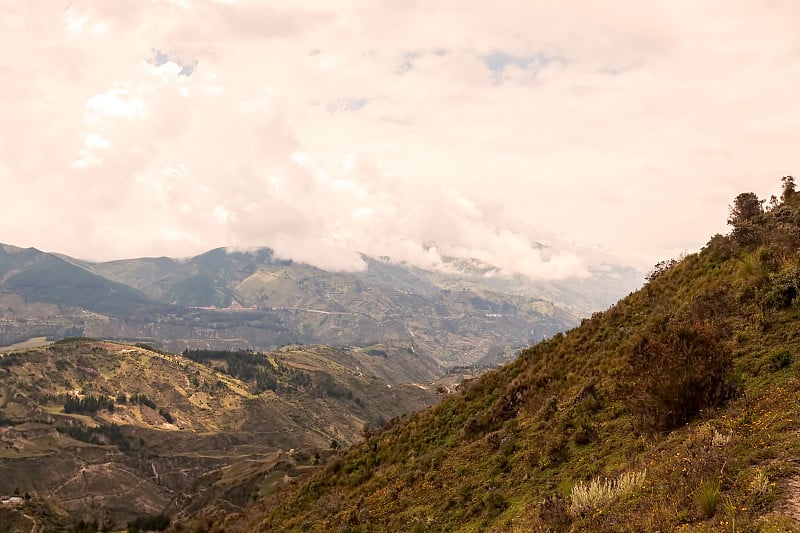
[71,519,100,533]
[764,267,800,308]
[769,347,794,371]
[0,353,24,368]
[625,317,737,432]
[646,257,680,282]
[127,514,170,532]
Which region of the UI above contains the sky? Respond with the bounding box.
[1,1,798,280]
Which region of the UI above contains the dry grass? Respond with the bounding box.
[711,428,732,447]
[0,336,50,352]
[569,469,647,515]
[751,469,771,496]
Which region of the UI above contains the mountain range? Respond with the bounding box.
[0,244,642,367]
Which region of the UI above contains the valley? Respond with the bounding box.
[0,339,442,529]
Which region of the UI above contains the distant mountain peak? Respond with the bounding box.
[1,243,29,254]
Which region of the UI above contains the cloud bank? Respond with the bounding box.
[1,1,798,279]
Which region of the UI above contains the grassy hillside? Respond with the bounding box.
[224,180,800,532]
[0,340,438,528]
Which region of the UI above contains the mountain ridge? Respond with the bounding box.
[0,244,640,367]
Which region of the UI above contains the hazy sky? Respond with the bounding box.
[1,1,798,279]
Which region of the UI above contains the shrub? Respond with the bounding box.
[71,519,100,533]
[158,408,174,424]
[625,318,736,432]
[0,354,24,368]
[539,497,572,531]
[696,482,720,518]
[481,489,508,518]
[751,469,770,495]
[711,428,731,447]
[127,514,170,532]
[569,469,646,515]
[646,257,680,282]
[745,468,777,510]
[770,347,794,371]
[130,394,156,409]
[765,268,800,308]
[536,395,558,419]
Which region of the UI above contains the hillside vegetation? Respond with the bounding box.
[227,178,800,532]
[0,340,438,528]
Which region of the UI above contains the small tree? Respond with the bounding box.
[727,192,763,228]
[728,192,764,246]
[782,175,796,203]
[646,257,680,282]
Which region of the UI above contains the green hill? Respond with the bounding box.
[221,179,800,532]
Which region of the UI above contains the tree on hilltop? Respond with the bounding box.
[782,175,796,202]
[727,192,763,228]
[728,192,765,246]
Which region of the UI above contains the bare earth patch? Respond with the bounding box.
[782,475,800,523]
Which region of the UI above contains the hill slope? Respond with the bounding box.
[0,340,439,528]
[224,181,800,532]
[0,244,160,317]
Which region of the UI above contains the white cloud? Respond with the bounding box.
[0,1,798,279]
[84,133,111,149]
